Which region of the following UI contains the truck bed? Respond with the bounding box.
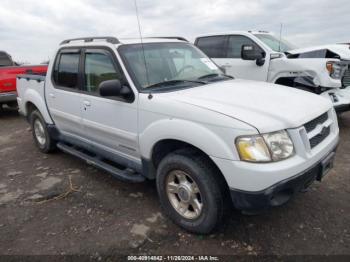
[16,74,50,121]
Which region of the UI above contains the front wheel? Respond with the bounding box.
[30,110,56,153]
[156,151,230,234]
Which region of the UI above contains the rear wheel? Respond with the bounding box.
[156,150,230,234]
[30,110,56,153]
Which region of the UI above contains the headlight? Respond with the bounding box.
[262,130,294,161]
[236,130,294,162]
[236,135,271,162]
[326,62,345,79]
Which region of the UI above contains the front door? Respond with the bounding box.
[80,48,140,164]
[214,35,269,81]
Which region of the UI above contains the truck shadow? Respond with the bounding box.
[0,106,19,119]
[338,111,350,128]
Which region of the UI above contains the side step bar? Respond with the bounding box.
[57,142,145,183]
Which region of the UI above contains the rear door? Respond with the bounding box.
[45,48,85,140]
[80,48,140,163]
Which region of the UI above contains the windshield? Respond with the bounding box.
[254,34,296,52]
[118,42,229,90]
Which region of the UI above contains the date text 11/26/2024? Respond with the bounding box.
[127,255,219,261]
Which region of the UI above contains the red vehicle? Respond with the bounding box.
[0,51,47,109]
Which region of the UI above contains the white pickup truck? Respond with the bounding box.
[17,36,339,233]
[195,31,350,113]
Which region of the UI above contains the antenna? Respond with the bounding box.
[278,23,283,52]
[134,0,150,86]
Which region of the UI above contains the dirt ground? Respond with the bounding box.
[0,107,349,258]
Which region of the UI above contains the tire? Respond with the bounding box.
[30,110,56,153]
[156,150,230,234]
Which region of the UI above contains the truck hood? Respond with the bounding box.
[288,44,350,60]
[162,79,332,133]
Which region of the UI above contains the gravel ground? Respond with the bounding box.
[0,108,349,258]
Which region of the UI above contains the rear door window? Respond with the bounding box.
[53,50,80,89]
[196,36,227,58]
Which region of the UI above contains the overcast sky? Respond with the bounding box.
[0,0,349,64]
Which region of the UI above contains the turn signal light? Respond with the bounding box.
[326,62,333,74]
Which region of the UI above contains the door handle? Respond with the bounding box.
[49,93,55,98]
[222,64,232,68]
[83,100,91,107]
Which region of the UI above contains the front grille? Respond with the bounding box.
[309,126,331,148]
[342,68,350,88]
[304,112,331,149]
[304,112,328,133]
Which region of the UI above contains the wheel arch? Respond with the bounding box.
[23,89,53,124]
[140,119,234,161]
[25,101,38,121]
[146,138,230,196]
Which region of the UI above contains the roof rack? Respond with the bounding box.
[146,36,189,42]
[60,36,120,45]
[248,30,269,33]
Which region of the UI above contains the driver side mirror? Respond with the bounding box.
[241,45,266,66]
[99,79,132,99]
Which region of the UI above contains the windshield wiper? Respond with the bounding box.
[197,73,234,80]
[145,79,206,89]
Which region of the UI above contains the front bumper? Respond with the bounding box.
[321,86,350,113]
[334,104,350,113]
[229,145,337,211]
[0,91,17,103]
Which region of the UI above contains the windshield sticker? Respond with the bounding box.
[200,58,218,70]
